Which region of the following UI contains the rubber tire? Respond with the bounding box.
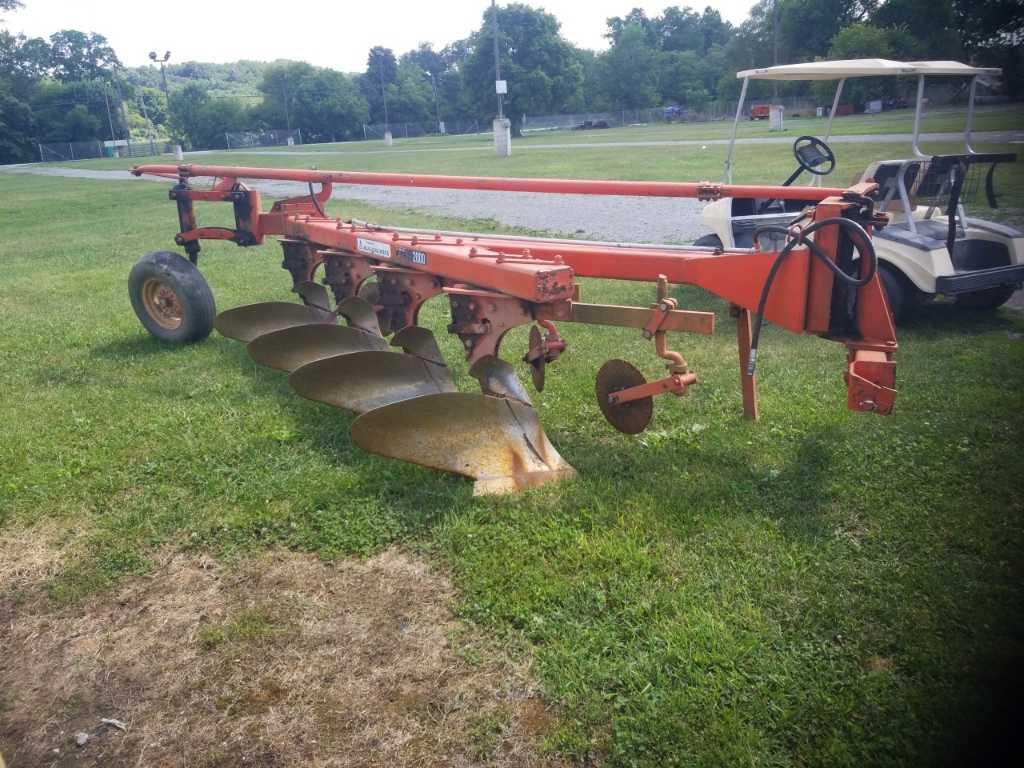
[693,234,723,249]
[129,251,216,344]
[953,284,1016,311]
[878,264,906,324]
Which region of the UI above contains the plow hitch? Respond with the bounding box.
[128,163,898,494]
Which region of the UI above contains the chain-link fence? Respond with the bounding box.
[361,118,483,140]
[38,139,177,162]
[224,128,302,150]
[520,98,827,133]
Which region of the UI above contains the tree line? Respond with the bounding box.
[1,0,1020,162]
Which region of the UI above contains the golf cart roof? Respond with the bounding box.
[736,59,1001,81]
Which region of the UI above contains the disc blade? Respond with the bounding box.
[215,302,334,343]
[352,392,576,495]
[289,350,455,413]
[247,324,388,372]
[595,359,653,435]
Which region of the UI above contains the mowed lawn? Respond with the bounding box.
[1,139,1023,767]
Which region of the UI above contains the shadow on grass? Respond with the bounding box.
[88,332,213,360]
[901,302,1021,338]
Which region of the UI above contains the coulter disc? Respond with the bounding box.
[351,392,576,495]
[595,359,654,435]
[214,302,334,343]
[247,324,388,372]
[289,350,455,413]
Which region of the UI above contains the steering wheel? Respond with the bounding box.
[793,135,835,176]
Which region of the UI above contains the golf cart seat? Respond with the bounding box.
[863,159,926,214]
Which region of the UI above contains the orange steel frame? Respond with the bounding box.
[132,163,898,418]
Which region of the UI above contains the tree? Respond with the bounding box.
[168,82,209,146]
[658,6,703,52]
[872,0,960,58]
[47,30,120,82]
[954,0,1024,50]
[659,50,711,106]
[290,66,368,141]
[360,47,398,123]
[256,61,367,140]
[822,23,898,108]
[599,24,660,108]
[257,60,312,130]
[778,0,874,63]
[462,3,583,134]
[0,86,34,163]
[605,7,659,46]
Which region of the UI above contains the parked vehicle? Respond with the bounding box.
[699,59,1022,320]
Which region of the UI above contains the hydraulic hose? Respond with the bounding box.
[747,216,877,376]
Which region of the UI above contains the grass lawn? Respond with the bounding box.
[1,139,1023,766]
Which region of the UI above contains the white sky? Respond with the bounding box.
[5,0,756,73]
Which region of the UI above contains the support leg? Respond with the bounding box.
[731,304,759,421]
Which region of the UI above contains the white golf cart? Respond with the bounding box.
[696,59,1023,320]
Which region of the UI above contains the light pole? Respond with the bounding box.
[490,0,510,157]
[424,70,443,134]
[148,50,171,96]
[491,0,503,120]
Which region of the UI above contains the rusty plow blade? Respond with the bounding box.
[247,324,388,372]
[351,354,574,495]
[351,392,576,495]
[214,301,335,343]
[288,326,455,413]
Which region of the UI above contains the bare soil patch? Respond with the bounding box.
[0,533,563,767]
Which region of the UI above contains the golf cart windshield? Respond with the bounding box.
[723,59,1003,183]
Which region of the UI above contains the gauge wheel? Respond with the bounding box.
[129,251,216,344]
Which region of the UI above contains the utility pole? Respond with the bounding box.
[379,60,390,129]
[491,0,503,120]
[425,70,442,134]
[139,95,153,138]
[103,85,116,141]
[282,79,292,131]
[771,0,779,99]
[378,58,392,144]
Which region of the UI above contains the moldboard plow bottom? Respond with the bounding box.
[127,163,899,495]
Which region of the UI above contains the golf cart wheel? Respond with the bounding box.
[693,234,723,249]
[129,251,216,344]
[954,285,1015,311]
[878,264,907,323]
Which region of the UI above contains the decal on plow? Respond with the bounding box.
[129,163,898,495]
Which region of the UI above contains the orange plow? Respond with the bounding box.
[128,163,897,494]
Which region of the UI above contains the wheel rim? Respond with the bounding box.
[141,278,184,330]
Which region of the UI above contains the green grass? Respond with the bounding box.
[1,164,1023,767]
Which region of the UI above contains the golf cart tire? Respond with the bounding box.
[693,234,723,249]
[953,285,1016,311]
[129,251,216,344]
[878,264,908,323]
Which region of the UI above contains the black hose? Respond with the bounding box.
[308,182,327,217]
[746,216,876,377]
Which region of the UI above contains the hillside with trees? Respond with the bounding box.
[1,0,1021,162]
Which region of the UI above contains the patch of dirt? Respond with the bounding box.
[0,533,564,767]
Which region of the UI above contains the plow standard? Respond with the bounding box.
[128,163,898,494]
